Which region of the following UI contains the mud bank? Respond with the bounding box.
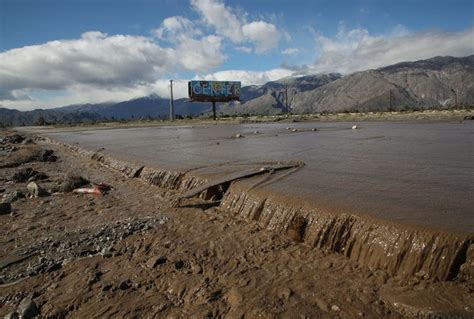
[221,183,473,281]
[39,136,473,282]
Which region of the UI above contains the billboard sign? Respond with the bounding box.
[188,80,241,102]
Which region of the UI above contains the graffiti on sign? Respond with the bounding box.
[188,81,241,102]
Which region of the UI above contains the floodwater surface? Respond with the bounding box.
[24,121,474,233]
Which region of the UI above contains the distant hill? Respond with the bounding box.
[0,107,103,127]
[290,55,474,113]
[1,55,473,126]
[232,73,342,114]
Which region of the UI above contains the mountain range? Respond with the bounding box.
[1,55,473,126]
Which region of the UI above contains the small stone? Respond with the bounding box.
[191,263,203,274]
[146,256,161,269]
[358,311,365,317]
[226,288,243,307]
[119,280,131,290]
[292,128,298,132]
[100,247,112,258]
[101,283,112,291]
[331,305,340,312]
[352,125,358,130]
[175,260,184,269]
[312,128,318,131]
[38,149,56,162]
[254,130,259,134]
[286,127,291,130]
[278,287,293,300]
[0,202,11,215]
[235,134,243,138]
[17,298,39,318]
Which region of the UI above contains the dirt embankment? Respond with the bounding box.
[0,132,473,318]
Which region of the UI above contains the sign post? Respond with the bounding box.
[188,80,241,120]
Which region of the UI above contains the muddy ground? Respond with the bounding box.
[0,132,473,318]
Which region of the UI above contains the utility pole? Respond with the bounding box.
[169,80,175,121]
[389,89,393,111]
[451,88,457,108]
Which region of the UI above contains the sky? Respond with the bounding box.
[1,0,473,110]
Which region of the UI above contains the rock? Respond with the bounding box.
[311,128,318,131]
[226,288,243,307]
[0,202,11,215]
[278,287,293,300]
[146,256,166,269]
[38,149,57,162]
[17,298,39,318]
[4,312,19,319]
[352,125,358,129]
[3,134,25,144]
[254,130,260,134]
[175,260,184,270]
[235,134,243,138]
[463,115,474,120]
[119,280,131,290]
[292,128,298,132]
[27,182,49,197]
[331,305,340,312]
[12,168,46,183]
[60,173,89,192]
[313,298,330,312]
[100,247,112,258]
[2,191,26,203]
[21,138,35,145]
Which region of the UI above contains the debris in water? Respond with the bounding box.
[73,183,111,195]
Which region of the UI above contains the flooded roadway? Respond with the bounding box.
[24,121,474,234]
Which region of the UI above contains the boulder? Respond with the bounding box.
[2,191,25,203]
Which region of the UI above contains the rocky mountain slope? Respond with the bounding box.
[290,55,474,113]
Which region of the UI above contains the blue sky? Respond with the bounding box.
[1,0,473,109]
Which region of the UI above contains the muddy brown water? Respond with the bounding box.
[20,121,474,280]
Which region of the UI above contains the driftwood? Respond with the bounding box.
[174,161,304,205]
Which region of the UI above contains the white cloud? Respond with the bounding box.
[0,31,225,107]
[313,25,474,74]
[196,68,293,86]
[191,0,281,54]
[153,16,200,41]
[282,47,300,55]
[235,46,252,53]
[242,21,281,54]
